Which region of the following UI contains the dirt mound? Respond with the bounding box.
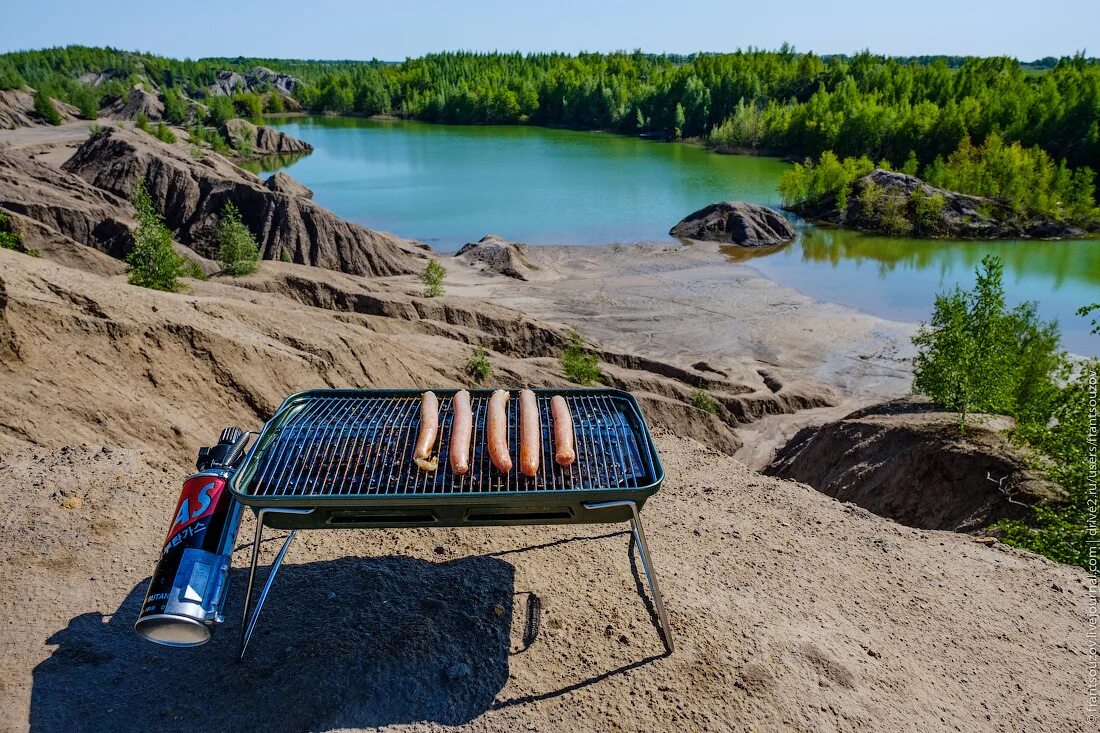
[670,201,796,246]
[0,88,80,129]
[0,145,133,259]
[105,85,165,121]
[62,127,425,276]
[765,397,1061,531]
[0,251,769,459]
[456,234,537,280]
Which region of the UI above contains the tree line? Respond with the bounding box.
[2,46,1098,190]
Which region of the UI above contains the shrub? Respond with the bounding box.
[912,255,1065,428]
[280,251,292,263]
[856,180,912,235]
[264,93,286,114]
[0,212,23,251]
[690,388,718,414]
[73,88,100,120]
[778,151,875,214]
[229,129,254,158]
[422,260,445,297]
[205,96,236,127]
[162,87,188,125]
[152,122,177,144]
[466,346,492,382]
[134,112,150,132]
[909,188,946,236]
[233,92,263,119]
[180,259,207,280]
[997,359,1097,568]
[561,329,602,385]
[126,181,184,291]
[33,88,61,126]
[216,202,261,276]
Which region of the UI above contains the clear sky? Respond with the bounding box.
[1,0,1095,60]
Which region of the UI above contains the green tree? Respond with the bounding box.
[672,102,685,139]
[421,260,445,297]
[216,201,261,276]
[205,95,235,127]
[127,181,184,291]
[33,88,61,125]
[162,87,188,125]
[911,256,1065,427]
[561,329,602,384]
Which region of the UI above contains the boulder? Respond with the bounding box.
[765,397,1062,532]
[62,127,425,277]
[455,235,536,280]
[107,85,165,121]
[221,119,313,157]
[793,169,1087,239]
[670,201,796,246]
[265,171,312,199]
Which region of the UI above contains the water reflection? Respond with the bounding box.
[725,226,1100,355]
[239,151,312,175]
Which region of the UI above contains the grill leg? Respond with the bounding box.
[238,508,312,660]
[584,500,674,653]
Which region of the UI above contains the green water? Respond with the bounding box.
[259,116,1100,355]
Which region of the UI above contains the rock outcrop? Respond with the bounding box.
[106,85,165,121]
[265,171,312,199]
[791,169,1088,239]
[765,397,1061,531]
[208,67,301,97]
[220,119,313,157]
[670,201,796,246]
[61,127,424,276]
[0,88,80,129]
[455,235,537,280]
[0,145,133,259]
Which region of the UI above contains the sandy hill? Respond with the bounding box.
[0,246,1090,732]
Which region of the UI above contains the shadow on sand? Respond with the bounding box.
[31,555,514,732]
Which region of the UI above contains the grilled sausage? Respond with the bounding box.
[518,389,541,477]
[413,391,440,471]
[551,395,576,466]
[449,389,472,475]
[487,389,512,473]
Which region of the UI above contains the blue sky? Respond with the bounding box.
[1,0,1095,60]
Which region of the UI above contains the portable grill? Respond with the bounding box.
[145,387,674,657]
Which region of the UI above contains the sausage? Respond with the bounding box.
[413,391,440,471]
[551,395,576,466]
[518,389,541,477]
[486,389,512,473]
[449,389,472,475]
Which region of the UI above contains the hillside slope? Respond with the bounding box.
[0,248,1089,732]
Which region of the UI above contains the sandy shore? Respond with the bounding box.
[448,240,916,467]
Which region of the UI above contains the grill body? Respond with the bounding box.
[230,388,664,529]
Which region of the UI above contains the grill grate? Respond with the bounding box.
[237,391,657,500]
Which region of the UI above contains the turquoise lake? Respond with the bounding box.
[258,116,1100,355]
